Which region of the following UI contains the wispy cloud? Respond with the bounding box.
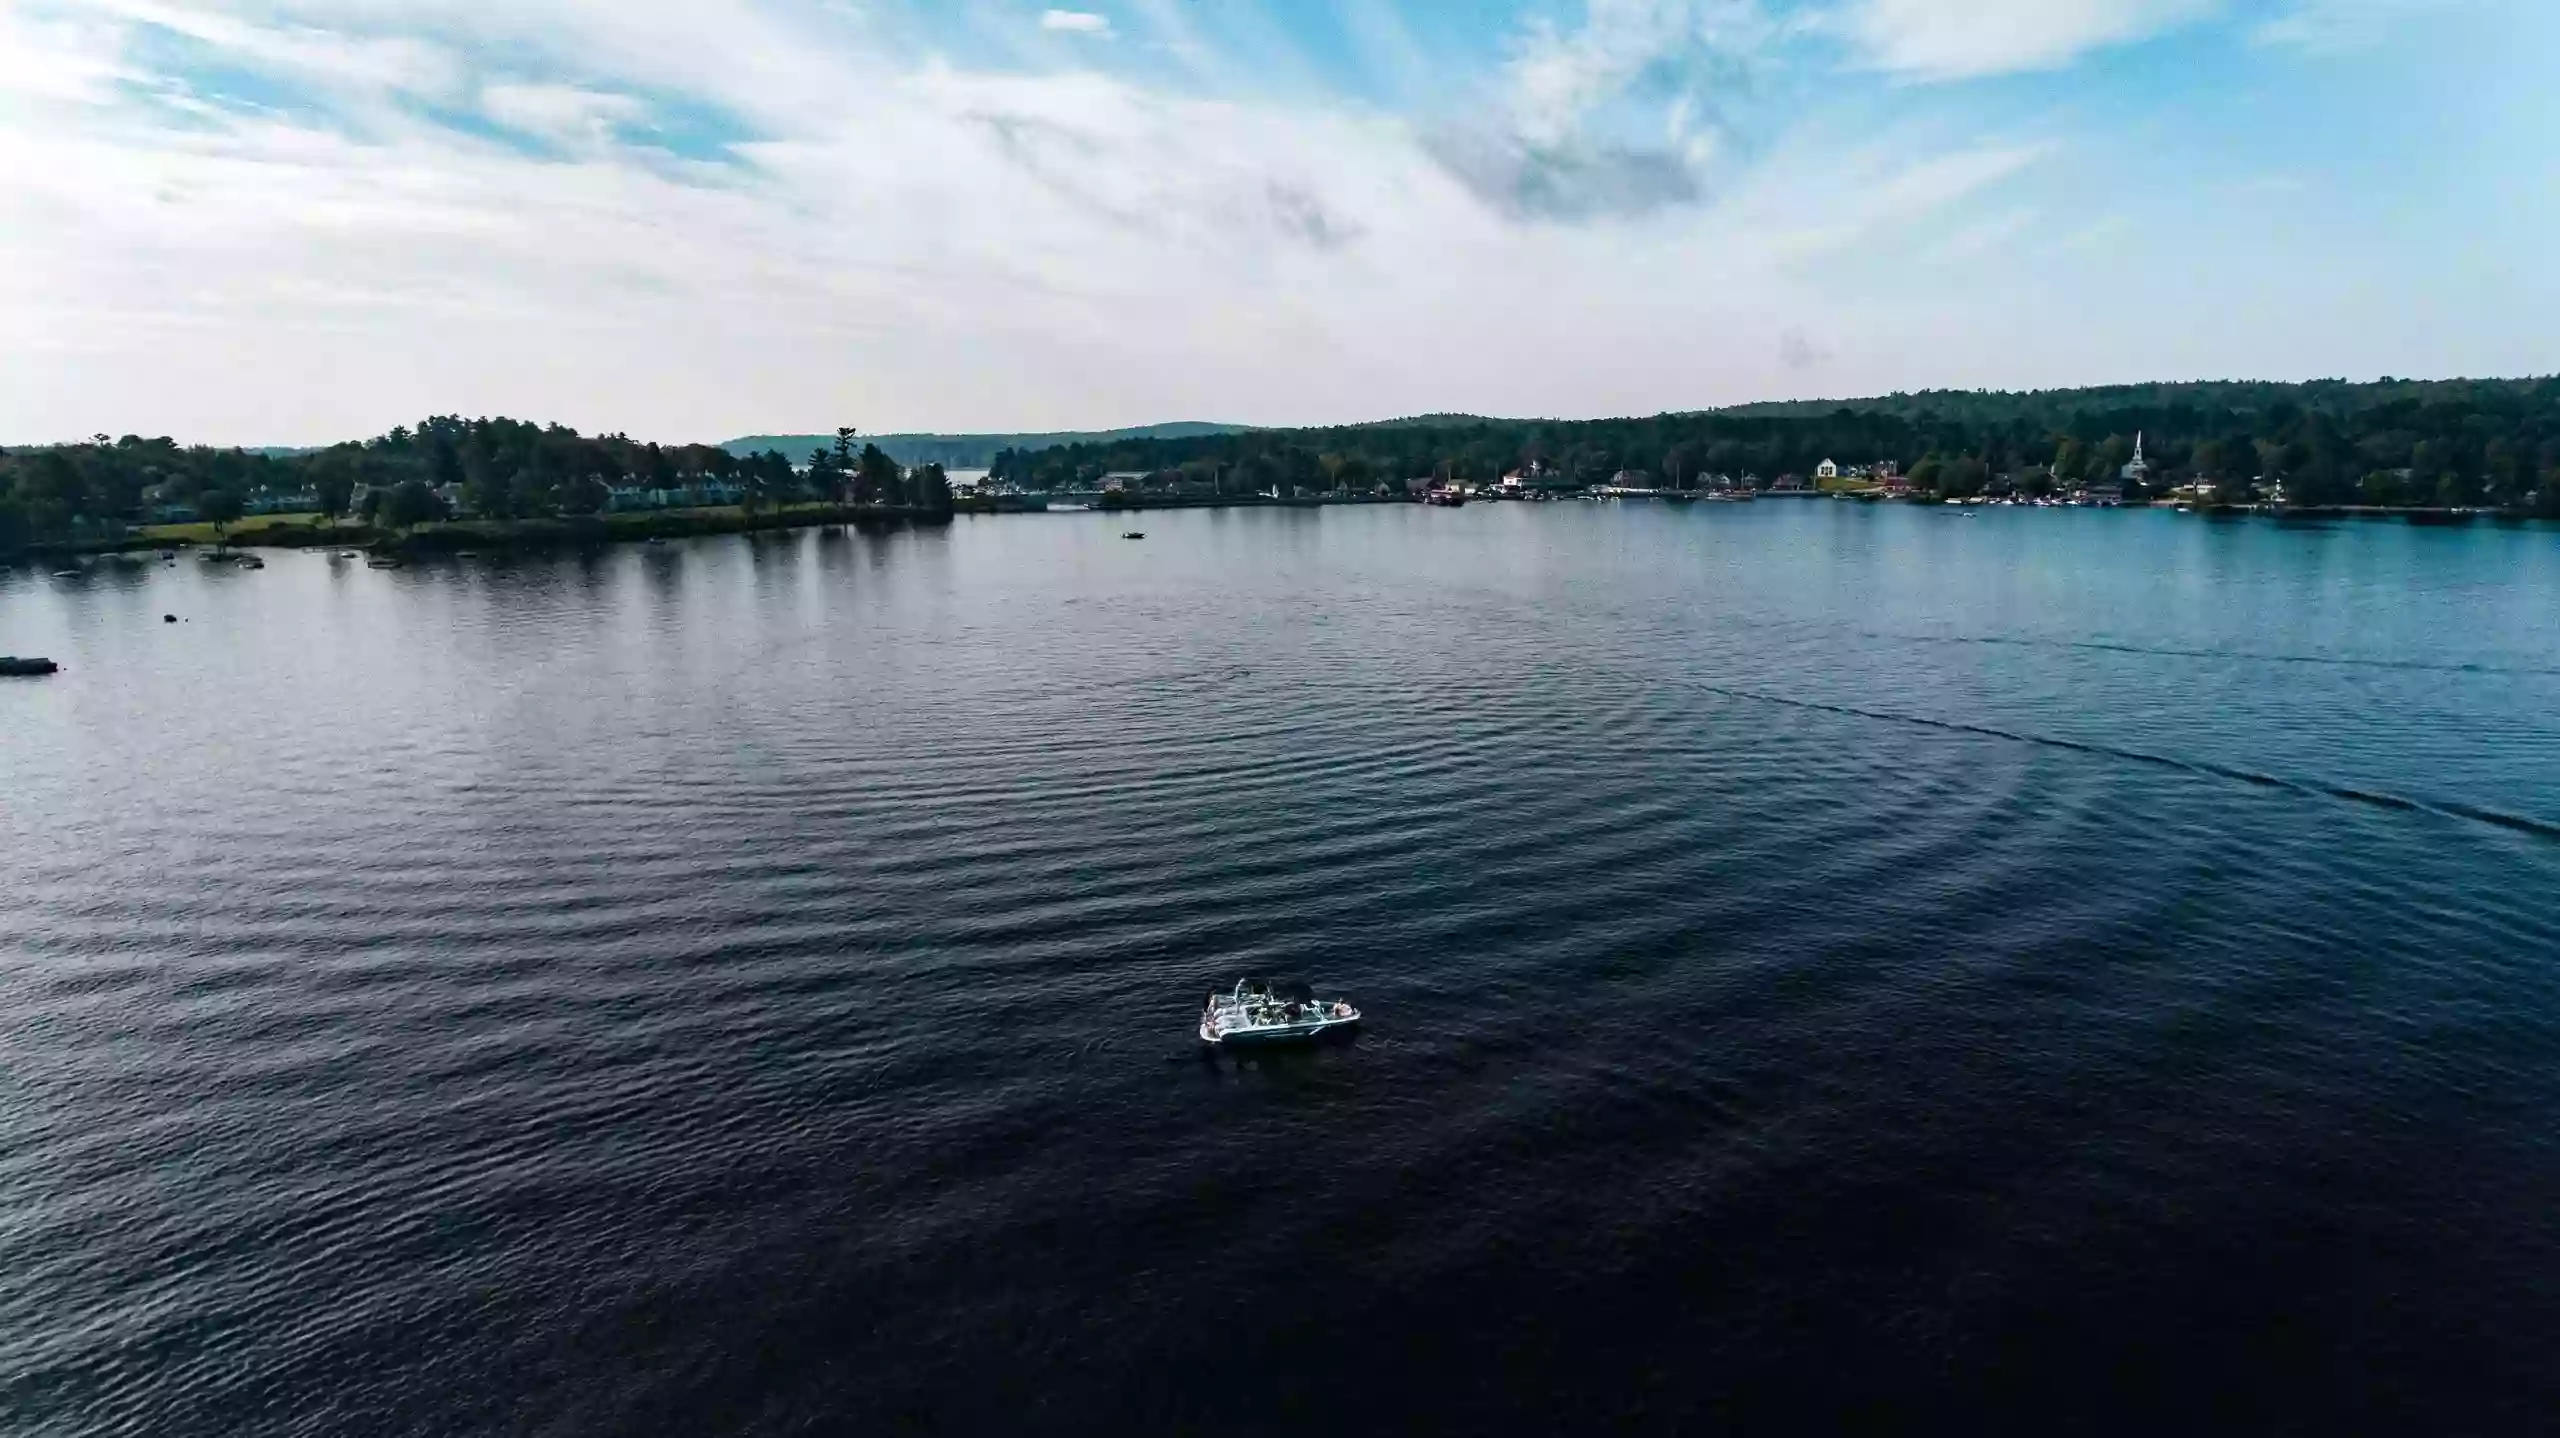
[478,82,647,149]
[1041,10,1115,38]
[1425,0,1788,221]
[2253,0,2446,54]
[0,0,2545,441]
[1927,205,2040,261]
[1840,0,2218,80]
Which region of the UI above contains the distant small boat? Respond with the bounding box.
[1122,531,1146,540]
[237,556,265,570]
[1199,978,1361,1047]
[51,569,81,579]
[0,656,60,677]
[455,550,481,558]
[365,555,404,569]
[646,537,667,546]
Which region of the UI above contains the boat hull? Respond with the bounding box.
[1199,1016,1359,1047]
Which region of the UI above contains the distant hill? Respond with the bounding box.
[1703,378,2547,425]
[723,422,1249,470]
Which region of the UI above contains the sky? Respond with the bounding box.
[1,0,2554,445]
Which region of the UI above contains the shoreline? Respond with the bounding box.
[28,502,956,560]
[9,494,2552,563]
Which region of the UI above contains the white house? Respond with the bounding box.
[1816,458,1839,480]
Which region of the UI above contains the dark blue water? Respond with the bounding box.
[6,504,2559,1435]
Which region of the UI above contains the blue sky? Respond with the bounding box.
[0,0,2551,444]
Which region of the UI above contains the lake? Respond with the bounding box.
[5,502,2559,1434]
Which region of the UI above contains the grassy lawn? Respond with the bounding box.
[139,512,341,544]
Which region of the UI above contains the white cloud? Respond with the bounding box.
[478,82,648,149]
[1842,0,2217,80]
[0,0,2538,443]
[2253,0,2445,54]
[1498,0,1776,144]
[0,10,134,106]
[1041,10,1114,37]
[1927,205,2039,261]
[0,11,2036,443]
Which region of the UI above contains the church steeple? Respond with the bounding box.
[2123,430,2150,481]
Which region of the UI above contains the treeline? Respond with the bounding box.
[990,377,2560,512]
[724,421,1245,471]
[0,418,952,551]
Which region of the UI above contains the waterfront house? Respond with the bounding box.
[246,489,319,515]
[1816,459,1839,481]
[606,480,744,512]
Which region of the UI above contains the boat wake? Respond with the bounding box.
[1859,630,2560,679]
[1678,679,2560,844]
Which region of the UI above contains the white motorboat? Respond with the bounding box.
[1199,979,1360,1047]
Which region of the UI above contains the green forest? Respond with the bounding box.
[0,417,951,553]
[723,421,1244,471]
[9,378,2558,553]
[986,376,2560,513]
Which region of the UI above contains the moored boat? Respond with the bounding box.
[1199,978,1360,1047]
[1,656,60,677]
